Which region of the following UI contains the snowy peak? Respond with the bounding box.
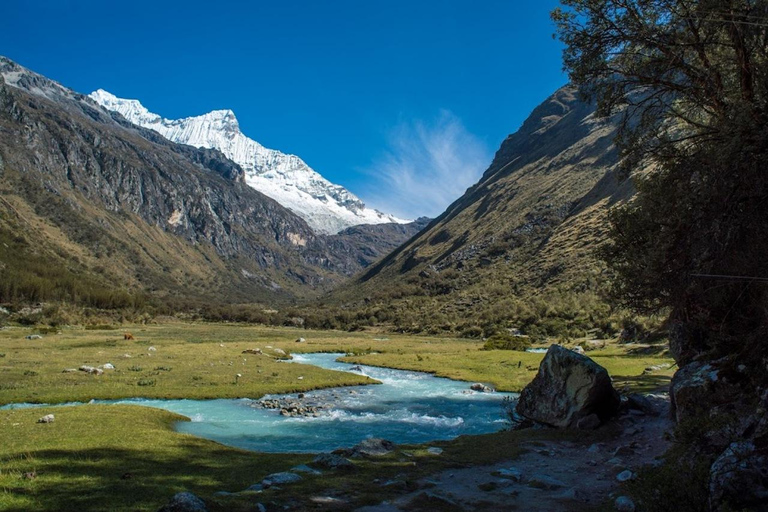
[89,89,409,234]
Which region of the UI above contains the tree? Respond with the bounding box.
[552,0,768,363]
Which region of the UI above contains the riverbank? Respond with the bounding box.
[0,322,675,405]
[0,321,675,510]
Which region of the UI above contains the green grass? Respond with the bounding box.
[0,405,309,512]
[0,321,674,510]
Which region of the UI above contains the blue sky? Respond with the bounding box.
[2,0,566,218]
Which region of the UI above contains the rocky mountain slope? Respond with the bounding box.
[0,57,423,305]
[328,87,632,333]
[89,89,408,235]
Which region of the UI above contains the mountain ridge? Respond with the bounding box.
[89,89,409,235]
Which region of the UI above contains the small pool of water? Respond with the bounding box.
[3,353,514,453]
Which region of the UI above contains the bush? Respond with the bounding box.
[483,333,532,351]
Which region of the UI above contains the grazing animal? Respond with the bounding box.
[124,333,134,340]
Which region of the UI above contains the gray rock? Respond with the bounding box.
[626,393,659,416]
[527,474,567,490]
[614,445,635,457]
[291,464,321,475]
[348,438,396,457]
[261,471,302,487]
[670,361,721,424]
[516,345,620,428]
[616,470,635,482]
[157,492,208,512]
[496,467,523,482]
[25,334,42,340]
[709,441,768,511]
[576,413,601,430]
[295,337,306,343]
[312,453,354,470]
[427,447,443,455]
[470,383,493,393]
[615,496,636,512]
[78,365,104,376]
[37,414,54,424]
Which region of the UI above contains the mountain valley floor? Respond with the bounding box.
[0,322,674,511]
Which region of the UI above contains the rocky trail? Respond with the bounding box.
[358,395,672,512]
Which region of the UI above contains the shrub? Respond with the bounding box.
[483,333,532,351]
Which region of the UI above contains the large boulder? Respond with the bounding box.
[709,441,768,511]
[516,344,620,428]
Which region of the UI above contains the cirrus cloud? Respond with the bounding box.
[360,111,492,220]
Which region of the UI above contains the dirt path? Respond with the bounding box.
[358,395,672,511]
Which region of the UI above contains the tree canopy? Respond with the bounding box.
[553,0,768,363]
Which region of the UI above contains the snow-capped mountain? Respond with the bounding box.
[88,89,409,234]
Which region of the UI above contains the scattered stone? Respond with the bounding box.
[255,504,266,512]
[148,346,157,352]
[587,443,600,453]
[516,345,620,428]
[295,337,306,343]
[470,383,493,393]
[626,393,659,416]
[102,363,115,370]
[25,335,42,340]
[37,414,55,424]
[62,368,77,373]
[615,496,636,512]
[309,496,347,506]
[245,484,263,492]
[157,492,208,512]
[614,445,635,457]
[272,348,286,356]
[577,413,601,430]
[346,438,396,457]
[242,349,262,355]
[312,453,354,470]
[427,447,444,455]
[496,467,523,482]
[527,474,567,490]
[616,470,636,482]
[291,464,321,475]
[261,471,302,488]
[78,365,104,376]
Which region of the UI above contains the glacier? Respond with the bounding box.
[89,89,409,234]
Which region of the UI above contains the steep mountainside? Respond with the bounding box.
[329,87,633,334]
[0,57,423,305]
[89,90,409,234]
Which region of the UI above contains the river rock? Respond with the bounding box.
[157,492,208,512]
[615,496,636,512]
[337,438,396,458]
[312,453,354,470]
[261,471,302,487]
[470,383,493,393]
[516,344,620,428]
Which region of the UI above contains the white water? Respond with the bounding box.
[3,353,513,453]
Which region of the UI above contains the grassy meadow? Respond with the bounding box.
[0,321,674,510]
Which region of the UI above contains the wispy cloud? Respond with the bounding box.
[361,111,492,220]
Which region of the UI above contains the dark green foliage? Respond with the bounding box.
[482,333,532,351]
[555,0,768,363]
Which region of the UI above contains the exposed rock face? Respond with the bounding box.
[0,56,424,302]
[516,345,620,428]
